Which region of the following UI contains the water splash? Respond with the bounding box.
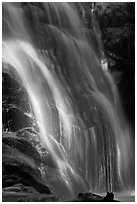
[2,2,134,200]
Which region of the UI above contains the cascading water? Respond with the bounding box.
[2,2,134,200]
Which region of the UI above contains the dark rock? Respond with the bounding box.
[2,71,34,132]
[69,192,119,202]
[2,131,52,196]
[103,192,114,201]
[2,191,59,202]
[2,129,62,202]
[3,160,51,194]
[2,134,42,166]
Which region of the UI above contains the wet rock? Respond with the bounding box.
[3,154,51,194]
[3,184,59,202]
[2,131,53,199]
[2,134,42,166]
[2,71,33,132]
[103,192,114,201]
[2,129,61,202]
[68,192,119,202]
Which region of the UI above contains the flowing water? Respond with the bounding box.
[2,2,134,200]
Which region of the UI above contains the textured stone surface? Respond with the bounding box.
[2,130,60,202]
[2,71,34,132]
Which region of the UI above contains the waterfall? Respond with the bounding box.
[2,2,134,200]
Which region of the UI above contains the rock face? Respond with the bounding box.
[2,131,59,202]
[2,71,34,132]
[2,71,57,201]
